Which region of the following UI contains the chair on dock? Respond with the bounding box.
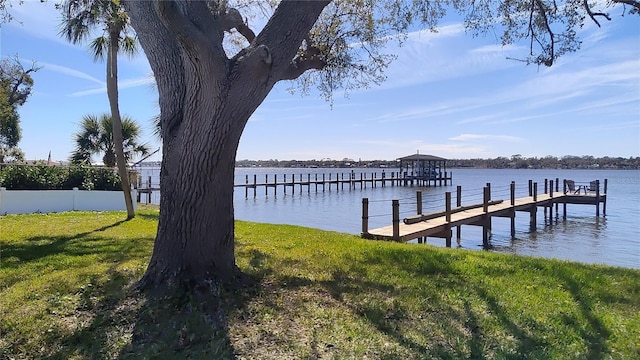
[586,180,598,194]
[566,180,578,194]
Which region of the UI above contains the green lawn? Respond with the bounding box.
[1,210,639,359]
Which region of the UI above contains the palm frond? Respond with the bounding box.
[119,35,137,58]
[89,36,109,61]
[70,113,148,166]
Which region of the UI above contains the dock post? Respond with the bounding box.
[445,192,452,247]
[482,186,491,248]
[147,176,151,203]
[392,200,400,241]
[265,174,268,196]
[483,186,489,213]
[253,175,257,197]
[283,174,287,195]
[595,180,600,217]
[548,179,553,221]
[456,185,462,243]
[362,198,369,235]
[530,182,538,230]
[555,178,560,215]
[416,191,423,244]
[544,179,548,194]
[528,180,533,197]
[543,179,548,220]
[510,181,516,239]
[562,179,567,220]
[603,179,608,216]
[245,175,249,198]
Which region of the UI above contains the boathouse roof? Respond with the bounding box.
[397,154,447,161]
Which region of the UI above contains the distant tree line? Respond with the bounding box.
[236,155,639,170]
[448,155,639,170]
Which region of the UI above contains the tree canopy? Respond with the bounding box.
[0,56,39,163]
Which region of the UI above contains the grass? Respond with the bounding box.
[1,210,639,359]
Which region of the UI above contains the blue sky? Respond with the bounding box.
[1,1,639,163]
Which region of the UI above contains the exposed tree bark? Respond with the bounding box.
[124,0,331,291]
[107,29,135,219]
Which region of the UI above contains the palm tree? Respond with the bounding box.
[60,0,138,218]
[71,113,150,167]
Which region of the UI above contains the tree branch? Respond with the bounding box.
[534,0,555,66]
[612,0,640,13]
[254,0,331,81]
[583,0,611,27]
[5,57,40,106]
[216,7,255,43]
[279,55,326,81]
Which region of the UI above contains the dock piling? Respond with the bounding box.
[445,192,452,247]
[510,181,516,239]
[392,200,400,241]
[362,198,369,235]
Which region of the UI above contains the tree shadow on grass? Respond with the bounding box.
[135,212,159,221]
[2,219,131,267]
[237,246,628,359]
[18,240,631,359]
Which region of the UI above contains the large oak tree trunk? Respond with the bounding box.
[138,103,247,289]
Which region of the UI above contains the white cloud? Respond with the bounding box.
[449,134,524,143]
[69,76,155,97]
[39,62,105,85]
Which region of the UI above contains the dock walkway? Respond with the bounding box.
[362,179,607,247]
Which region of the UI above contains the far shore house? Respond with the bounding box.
[398,153,451,186]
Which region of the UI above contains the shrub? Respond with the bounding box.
[0,164,122,190]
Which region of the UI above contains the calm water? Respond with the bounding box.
[136,167,640,269]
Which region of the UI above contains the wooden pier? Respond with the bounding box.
[133,169,453,203]
[362,179,607,247]
[233,170,452,198]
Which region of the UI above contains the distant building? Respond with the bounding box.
[398,153,450,186]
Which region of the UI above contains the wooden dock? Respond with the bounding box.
[362,179,607,248]
[133,169,453,203]
[234,170,453,197]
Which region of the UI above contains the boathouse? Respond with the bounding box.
[398,153,451,186]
